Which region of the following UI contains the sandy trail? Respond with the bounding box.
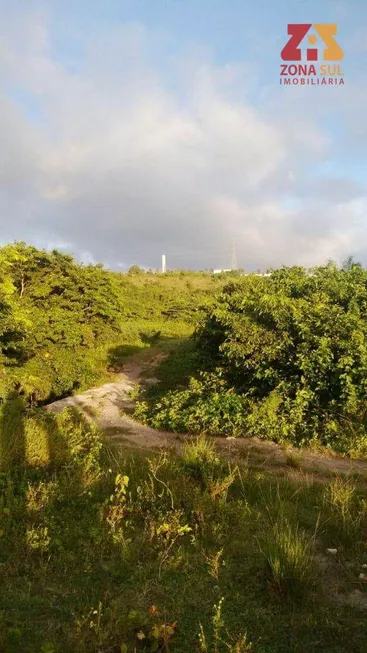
[47,348,367,480]
[47,350,179,451]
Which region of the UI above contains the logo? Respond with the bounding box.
[280,24,344,86]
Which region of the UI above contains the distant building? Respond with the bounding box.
[213,269,232,274]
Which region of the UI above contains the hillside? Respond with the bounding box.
[0,242,222,406]
[1,244,367,652]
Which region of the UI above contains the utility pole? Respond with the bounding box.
[231,238,237,270]
[161,254,166,273]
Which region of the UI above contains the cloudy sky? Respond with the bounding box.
[1,0,367,270]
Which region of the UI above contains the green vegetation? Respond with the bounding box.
[0,242,218,404]
[1,244,367,651]
[0,243,124,403]
[1,412,366,652]
[137,262,367,456]
[261,514,315,598]
[322,477,366,548]
[284,451,302,470]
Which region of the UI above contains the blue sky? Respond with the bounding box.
[1,0,367,270]
[37,0,365,78]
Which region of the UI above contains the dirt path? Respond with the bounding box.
[47,349,179,451]
[46,348,367,480]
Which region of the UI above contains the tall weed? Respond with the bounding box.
[323,476,365,548]
[261,514,315,597]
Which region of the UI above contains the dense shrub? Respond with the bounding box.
[138,262,367,454]
[135,372,248,436]
[0,243,125,402]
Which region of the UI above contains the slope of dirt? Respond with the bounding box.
[46,348,367,480]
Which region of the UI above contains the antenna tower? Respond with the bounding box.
[231,238,237,270]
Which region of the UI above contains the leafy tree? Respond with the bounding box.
[0,243,125,402]
[128,265,145,275]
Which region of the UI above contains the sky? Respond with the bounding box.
[1,0,367,271]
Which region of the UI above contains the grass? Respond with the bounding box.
[180,435,221,481]
[139,337,201,390]
[322,476,366,549]
[0,414,367,652]
[261,515,315,597]
[284,451,302,470]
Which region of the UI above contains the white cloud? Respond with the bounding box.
[0,9,366,269]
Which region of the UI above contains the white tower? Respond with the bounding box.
[161,254,166,273]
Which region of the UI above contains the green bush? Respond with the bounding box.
[0,243,125,403]
[138,262,367,454]
[135,372,249,436]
